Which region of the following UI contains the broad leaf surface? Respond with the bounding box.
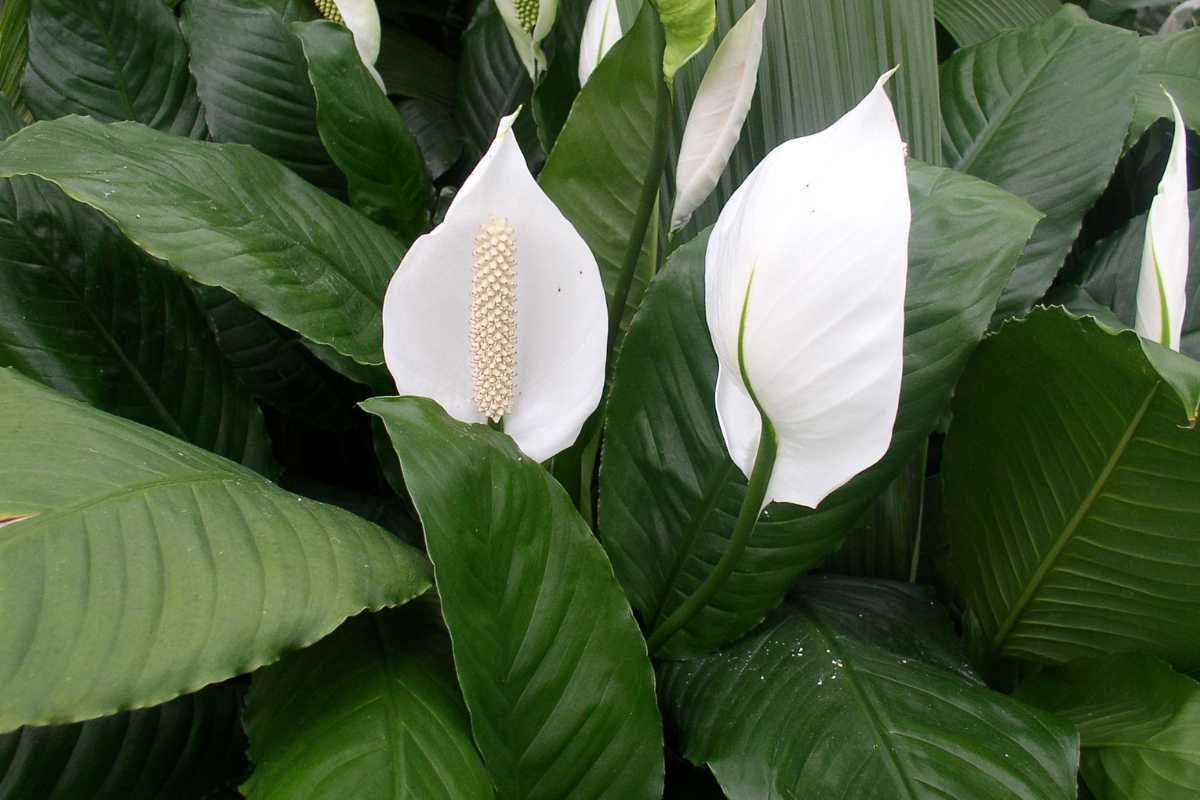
[0,102,271,472]
[0,370,431,732]
[1016,654,1200,800]
[940,6,1138,323]
[1061,190,1200,359]
[456,6,532,167]
[0,0,29,111]
[824,452,925,581]
[659,577,1079,800]
[1128,29,1200,147]
[22,0,203,136]
[0,683,243,800]
[654,0,715,81]
[396,98,463,181]
[539,0,668,344]
[367,397,664,800]
[943,309,1200,669]
[0,116,406,365]
[376,26,456,106]
[933,0,1059,47]
[182,0,341,190]
[244,604,493,800]
[295,20,432,242]
[670,0,942,240]
[598,162,1040,657]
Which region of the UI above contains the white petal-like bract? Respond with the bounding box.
[671,0,767,232]
[705,69,910,508]
[329,0,385,91]
[495,0,560,78]
[578,0,623,86]
[382,112,607,462]
[1136,89,1190,351]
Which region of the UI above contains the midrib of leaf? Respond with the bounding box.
[988,382,1161,657]
[81,1,139,120]
[807,611,922,800]
[369,614,407,800]
[646,461,735,629]
[950,22,1074,173]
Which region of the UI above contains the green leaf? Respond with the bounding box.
[531,0,586,153]
[456,6,532,167]
[1128,29,1200,148]
[659,577,1079,800]
[940,6,1138,323]
[0,683,244,799]
[1016,654,1200,800]
[0,369,431,732]
[0,101,272,472]
[396,98,463,180]
[22,0,203,136]
[539,0,668,349]
[182,0,341,190]
[243,604,493,800]
[942,308,1200,670]
[598,161,1040,657]
[0,0,30,110]
[367,397,665,800]
[1061,190,1200,360]
[295,20,432,242]
[376,26,457,105]
[933,0,1059,47]
[654,0,715,81]
[0,115,406,366]
[670,0,943,240]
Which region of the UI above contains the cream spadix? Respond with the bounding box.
[314,0,385,91]
[706,68,910,509]
[496,0,560,79]
[382,112,606,462]
[578,0,623,86]
[1136,89,1190,351]
[670,0,767,233]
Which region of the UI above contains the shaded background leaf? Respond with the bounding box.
[933,0,1059,48]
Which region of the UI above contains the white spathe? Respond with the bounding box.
[705,69,910,509]
[496,0,560,79]
[671,0,767,232]
[329,0,385,91]
[382,112,607,462]
[1136,89,1190,351]
[578,0,623,86]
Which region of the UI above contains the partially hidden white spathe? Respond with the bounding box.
[496,0,560,79]
[1136,88,1190,351]
[705,69,910,509]
[578,0,623,86]
[671,0,767,232]
[324,0,385,91]
[382,112,607,462]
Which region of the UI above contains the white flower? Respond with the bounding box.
[1136,88,1190,351]
[496,0,560,79]
[671,0,767,232]
[382,112,607,462]
[314,0,385,91]
[578,0,623,87]
[705,69,910,509]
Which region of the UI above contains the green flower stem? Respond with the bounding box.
[647,415,778,654]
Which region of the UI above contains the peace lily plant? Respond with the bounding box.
[1136,89,1191,351]
[578,0,623,86]
[497,0,560,78]
[313,0,385,90]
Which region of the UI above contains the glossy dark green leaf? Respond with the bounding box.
[1016,654,1200,800]
[0,683,243,800]
[182,0,341,190]
[659,577,1079,800]
[940,6,1138,323]
[1061,190,1200,359]
[0,101,271,472]
[1128,29,1200,147]
[943,308,1200,669]
[243,604,492,800]
[0,0,29,111]
[598,161,1040,657]
[376,26,456,105]
[367,397,665,800]
[395,98,462,180]
[933,0,1059,47]
[670,0,942,240]
[0,116,406,365]
[295,20,432,242]
[0,369,431,732]
[540,1,667,347]
[456,6,531,166]
[22,0,203,136]
[530,0,586,153]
